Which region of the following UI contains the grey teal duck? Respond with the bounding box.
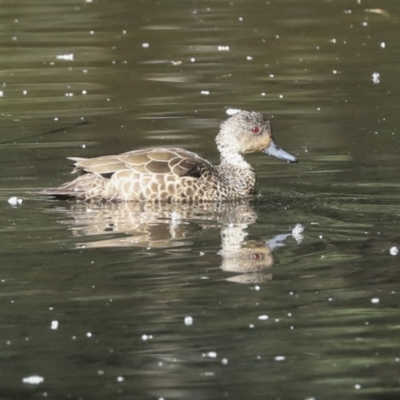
[41,110,298,202]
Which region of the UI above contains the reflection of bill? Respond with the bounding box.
[45,200,303,283]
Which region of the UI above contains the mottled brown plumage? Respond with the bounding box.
[41,110,297,202]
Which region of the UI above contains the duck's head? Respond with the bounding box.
[216,110,298,163]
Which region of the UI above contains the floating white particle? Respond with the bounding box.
[246,56,253,60]
[207,351,217,358]
[389,246,398,256]
[200,90,210,95]
[86,332,92,338]
[362,21,368,27]
[56,54,74,61]
[226,108,241,116]
[279,94,283,98]
[371,298,380,304]
[190,57,195,62]
[269,74,275,78]
[218,45,229,51]
[7,197,23,206]
[142,334,149,341]
[261,92,266,96]
[221,358,228,365]
[117,376,125,382]
[319,235,323,239]
[142,43,149,48]
[122,30,127,34]
[238,17,243,21]
[254,285,260,291]
[184,316,193,326]
[23,90,27,95]
[292,224,304,235]
[292,223,304,244]
[89,30,94,35]
[85,0,93,2]
[81,144,86,148]
[354,384,361,389]
[380,42,386,49]
[274,356,285,361]
[333,70,338,74]
[249,324,254,328]
[258,315,269,320]
[329,38,337,43]
[51,320,58,330]
[82,90,87,95]
[0,91,4,97]
[22,375,44,385]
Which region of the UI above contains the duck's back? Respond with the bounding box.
[41,148,216,202]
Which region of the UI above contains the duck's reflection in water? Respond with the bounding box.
[50,200,301,283]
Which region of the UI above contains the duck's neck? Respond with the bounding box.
[219,151,251,169]
[217,152,257,197]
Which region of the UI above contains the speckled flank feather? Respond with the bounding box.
[41,111,297,202]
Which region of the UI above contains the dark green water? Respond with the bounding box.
[1,0,400,399]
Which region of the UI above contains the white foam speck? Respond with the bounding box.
[258,315,269,320]
[274,356,285,361]
[372,72,380,84]
[51,320,58,330]
[184,316,193,326]
[22,375,44,385]
[56,54,74,61]
[7,197,23,206]
[142,43,149,48]
[389,246,398,256]
[226,108,241,116]
[207,351,217,358]
[380,42,386,49]
[371,298,380,304]
[200,90,210,95]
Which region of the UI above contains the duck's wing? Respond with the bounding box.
[68,148,214,178]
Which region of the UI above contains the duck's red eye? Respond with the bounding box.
[251,126,260,134]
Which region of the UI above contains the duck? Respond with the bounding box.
[41,110,298,202]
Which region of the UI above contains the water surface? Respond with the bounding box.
[1,0,400,399]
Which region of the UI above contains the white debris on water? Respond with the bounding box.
[371,298,380,304]
[22,375,44,385]
[218,45,229,51]
[184,316,193,326]
[226,108,241,116]
[7,197,23,206]
[372,72,380,84]
[380,42,386,49]
[200,90,210,95]
[56,54,74,61]
[258,315,269,321]
[206,351,217,358]
[292,223,304,244]
[389,246,398,256]
[142,43,149,48]
[51,320,58,330]
[274,356,285,361]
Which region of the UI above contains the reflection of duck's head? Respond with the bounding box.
[219,240,274,274]
[217,110,298,163]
